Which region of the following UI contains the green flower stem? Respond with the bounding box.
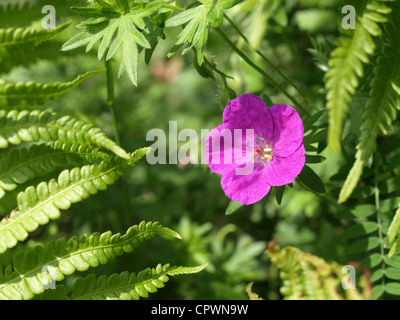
[105,59,121,147]
[214,27,310,116]
[375,157,386,295]
[105,59,132,222]
[223,13,319,112]
[163,4,185,12]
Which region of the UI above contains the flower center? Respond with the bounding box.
[253,136,273,164]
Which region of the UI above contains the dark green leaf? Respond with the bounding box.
[225,199,244,215]
[298,165,326,193]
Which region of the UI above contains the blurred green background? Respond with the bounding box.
[0,0,355,300]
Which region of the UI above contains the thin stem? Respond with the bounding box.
[223,13,318,112]
[214,27,310,116]
[163,4,185,12]
[105,59,121,147]
[105,59,132,222]
[374,157,386,292]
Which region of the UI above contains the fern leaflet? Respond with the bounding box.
[68,264,206,300]
[0,141,108,200]
[0,148,149,254]
[325,0,392,154]
[339,0,400,203]
[0,70,105,108]
[0,109,130,160]
[0,221,181,300]
[267,244,372,300]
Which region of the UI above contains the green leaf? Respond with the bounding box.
[386,267,400,280]
[372,284,385,299]
[62,1,163,85]
[387,204,400,247]
[370,269,384,282]
[0,70,104,108]
[345,237,380,255]
[297,165,326,193]
[361,253,383,268]
[0,141,108,200]
[0,109,130,160]
[384,255,400,269]
[339,1,400,203]
[0,22,71,48]
[165,0,241,65]
[69,264,207,300]
[341,222,379,240]
[225,199,244,215]
[275,185,285,205]
[380,176,400,194]
[0,222,181,300]
[325,0,392,154]
[385,282,400,295]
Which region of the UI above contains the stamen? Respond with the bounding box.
[252,137,273,164]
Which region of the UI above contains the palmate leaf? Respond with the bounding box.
[0,109,129,160]
[325,0,392,154]
[0,141,108,200]
[0,221,181,300]
[61,1,163,85]
[338,1,400,203]
[0,148,149,254]
[0,70,104,108]
[165,0,238,65]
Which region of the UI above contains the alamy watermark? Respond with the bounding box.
[342,265,357,290]
[342,5,356,30]
[42,5,56,30]
[146,121,259,176]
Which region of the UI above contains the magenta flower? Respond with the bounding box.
[205,93,305,205]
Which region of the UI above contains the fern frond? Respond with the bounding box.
[267,244,371,300]
[0,109,130,160]
[0,148,150,254]
[339,1,400,203]
[0,22,71,48]
[0,70,105,108]
[246,282,264,300]
[387,204,400,257]
[0,141,108,200]
[68,264,206,300]
[0,221,181,300]
[325,0,392,154]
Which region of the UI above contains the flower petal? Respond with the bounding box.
[223,93,274,142]
[205,123,256,175]
[265,144,305,186]
[221,162,271,205]
[270,104,304,158]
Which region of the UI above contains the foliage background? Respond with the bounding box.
[0,0,399,300]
